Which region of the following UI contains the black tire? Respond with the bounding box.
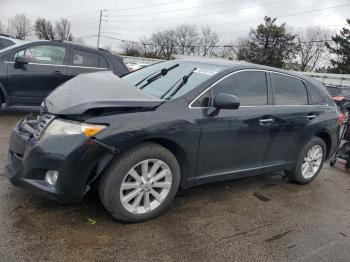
[287,137,326,184]
[99,142,181,223]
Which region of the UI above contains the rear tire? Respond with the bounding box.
[287,137,326,184]
[99,142,181,223]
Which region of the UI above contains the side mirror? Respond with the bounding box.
[213,93,240,110]
[14,56,29,67]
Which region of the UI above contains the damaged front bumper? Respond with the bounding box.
[5,114,113,203]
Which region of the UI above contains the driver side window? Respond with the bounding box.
[192,71,268,107]
[212,71,268,106]
[13,45,66,65]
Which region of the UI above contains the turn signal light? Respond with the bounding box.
[81,124,107,137]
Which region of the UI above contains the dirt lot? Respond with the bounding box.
[1,108,350,262]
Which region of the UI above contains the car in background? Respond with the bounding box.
[126,62,149,72]
[325,84,350,123]
[0,34,23,50]
[6,59,340,222]
[0,40,128,107]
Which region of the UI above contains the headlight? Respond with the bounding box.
[42,119,107,139]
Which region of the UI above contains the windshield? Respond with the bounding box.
[122,61,227,99]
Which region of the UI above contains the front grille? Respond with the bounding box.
[20,113,55,139]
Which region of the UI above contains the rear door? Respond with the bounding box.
[195,70,277,183]
[67,48,110,78]
[8,43,69,105]
[264,72,316,164]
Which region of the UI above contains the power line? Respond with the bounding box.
[106,0,285,23]
[105,0,262,18]
[104,2,350,24]
[106,0,187,11]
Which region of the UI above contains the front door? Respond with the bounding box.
[8,44,68,105]
[195,70,275,183]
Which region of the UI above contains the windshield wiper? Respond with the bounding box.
[136,63,179,89]
[161,67,197,99]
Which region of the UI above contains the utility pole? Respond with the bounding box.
[97,10,103,48]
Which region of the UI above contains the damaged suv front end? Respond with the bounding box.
[5,70,165,203]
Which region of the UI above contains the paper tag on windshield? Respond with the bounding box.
[194,68,218,76]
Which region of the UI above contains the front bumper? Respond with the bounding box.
[5,118,112,203]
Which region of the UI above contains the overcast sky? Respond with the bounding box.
[0,0,349,49]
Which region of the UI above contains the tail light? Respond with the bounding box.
[332,96,345,101]
[338,111,344,124]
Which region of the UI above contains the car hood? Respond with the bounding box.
[43,71,164,115]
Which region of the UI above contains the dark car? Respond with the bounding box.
[0,40,128,107]
[325,84,350,122]
[0,35,23,50]
[5,59,340,222]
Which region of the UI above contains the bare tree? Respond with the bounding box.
[292,27,331,71]
[10,14,32,40]
[0,21,5,34]
[121,40,141,56]
[198,27,219,56]
[55,19,73,41]
[34,18,55,40]
[150,30,177,60]
[175,24,199,55]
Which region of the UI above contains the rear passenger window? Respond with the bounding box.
[273,73,308,105]
[304,82,325,105]
[73,49,99,67]
[99,56,108,68]
[212,71,268,106]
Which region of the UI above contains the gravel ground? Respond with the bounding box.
[1,108,350,262]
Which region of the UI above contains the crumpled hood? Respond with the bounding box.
[43,71,164,115]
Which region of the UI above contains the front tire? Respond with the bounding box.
[287,137,326,184]
[99,142,181,223]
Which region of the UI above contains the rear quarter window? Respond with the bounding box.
[272,73,308,105]
[304,82,326,105]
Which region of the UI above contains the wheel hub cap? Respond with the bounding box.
[120,159,172,214]
[301,145,323,179]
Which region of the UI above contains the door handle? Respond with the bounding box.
[52,71,63,76]
[259,118,274,124]
[307,114,316,120]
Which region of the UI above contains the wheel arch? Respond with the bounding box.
[140,137,191,189]
[314,131,332,159]
[90,137,192,190]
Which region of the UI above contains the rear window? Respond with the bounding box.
[272,73,308,105]
[73,49,99,68]
[326,86,340,96]
[122,61,227,99]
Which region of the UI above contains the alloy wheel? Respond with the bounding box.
[301,145,323,179]
[119,159,172,214]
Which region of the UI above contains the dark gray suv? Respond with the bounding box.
[0,40,128,107]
